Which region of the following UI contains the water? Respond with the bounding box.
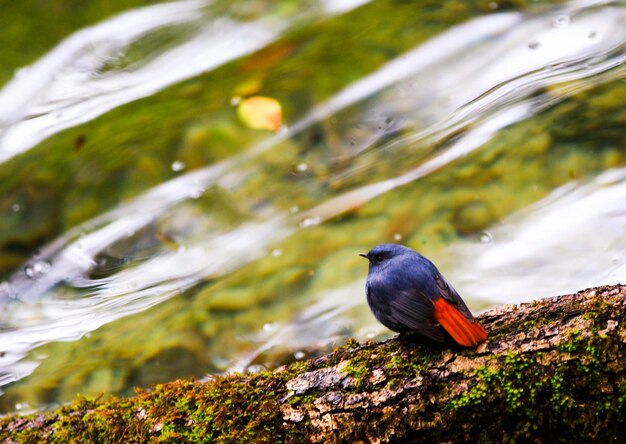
[0,0,625,411]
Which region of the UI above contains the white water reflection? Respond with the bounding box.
[445,167,626,304]
[0,0,373,163]
[0,0,625,397]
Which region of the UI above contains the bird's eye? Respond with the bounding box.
[375,254,384,263]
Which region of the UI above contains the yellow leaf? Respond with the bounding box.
[237,96,282,131]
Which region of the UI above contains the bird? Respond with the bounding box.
[360,243,487,347]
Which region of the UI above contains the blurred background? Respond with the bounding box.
[0,0,624,412]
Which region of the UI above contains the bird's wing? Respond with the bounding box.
[388,289,445,343]
[433,272,474,320]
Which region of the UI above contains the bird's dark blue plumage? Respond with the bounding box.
[360,243,487,347]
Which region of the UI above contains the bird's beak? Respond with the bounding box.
[359,253,368,259]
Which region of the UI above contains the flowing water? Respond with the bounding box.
[0,0,625,411]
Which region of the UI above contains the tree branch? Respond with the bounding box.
[2,285,625,442]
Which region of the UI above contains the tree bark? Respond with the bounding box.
[2,285,626,443]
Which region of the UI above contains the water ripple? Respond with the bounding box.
[0,0,373,163]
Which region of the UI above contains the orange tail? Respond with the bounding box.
[432,298,488,347]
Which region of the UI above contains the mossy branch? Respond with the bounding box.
[2,285,626,442]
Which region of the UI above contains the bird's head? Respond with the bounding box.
[359,243,410,269]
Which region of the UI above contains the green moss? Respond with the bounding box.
[1,360,319,443]
[450,353,548,416]
[287,393,317,406]
[581,292,612,321]
[333,337,443,394]
[445,302,626,441]
[342,359,370,389]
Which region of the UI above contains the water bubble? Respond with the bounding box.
[393,233,402,241]
[271,248,283,257]
[12,203,20,212]
[294,351,306,360]
[263,322,275,332]
[295,162,308,172]
[528,41,540,50]
[24,260,52,278]
[230,96,241,106]
[14,402,30,412]
[299,215,320,228]
[552,15,570,28]
[289,205,300,214]
[479,231,493,243]
[171,160,185,172]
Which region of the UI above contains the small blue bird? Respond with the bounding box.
[360,243,487,347]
